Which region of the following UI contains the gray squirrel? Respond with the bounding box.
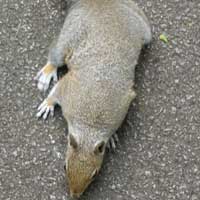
[35,0,152,198]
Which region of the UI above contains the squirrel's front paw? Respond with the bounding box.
[35,63,58,92]
[37,99,55,120]
[107,133,119,151]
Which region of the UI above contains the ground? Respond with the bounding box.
[0,0,200,200]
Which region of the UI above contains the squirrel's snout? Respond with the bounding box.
[70,190,81,199]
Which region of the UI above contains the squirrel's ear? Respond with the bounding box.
[69,134,78,149]
[94,141,105,155]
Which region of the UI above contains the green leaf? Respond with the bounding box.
[159,34,168,43]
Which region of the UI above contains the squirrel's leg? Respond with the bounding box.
[130,1,152,45]
[35,62,58,92]
[107,89,137,151]
[36,80,62,120]
[138,14,152,46]
[35,37,72,92]
[143,24,152,46]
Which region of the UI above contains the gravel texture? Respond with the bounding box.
[0,0,200,200]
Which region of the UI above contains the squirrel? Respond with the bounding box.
[35,0,152,198]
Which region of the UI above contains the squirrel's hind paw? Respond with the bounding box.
[35,63,58,92]
[36,99,55,120]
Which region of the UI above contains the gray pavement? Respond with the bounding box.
[0,0,200,199]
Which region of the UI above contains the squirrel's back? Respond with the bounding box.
[58,0,151,129]
[62,0,151,68]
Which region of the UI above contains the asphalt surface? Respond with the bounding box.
[0,0,200,200]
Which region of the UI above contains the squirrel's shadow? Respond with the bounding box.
[47,0,68,11]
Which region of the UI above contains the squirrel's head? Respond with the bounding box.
[65,133,106,198]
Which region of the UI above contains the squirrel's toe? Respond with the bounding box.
[35,64,58,92]
[36,99,55,119]
[107,133,119,151]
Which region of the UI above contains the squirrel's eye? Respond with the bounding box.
[94,141,105,155]
[64,164,66,171]
[98,144,104,153]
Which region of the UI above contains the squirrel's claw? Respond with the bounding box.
[107,133,119,151]
[36,99,55,120]
[35,63,58,92]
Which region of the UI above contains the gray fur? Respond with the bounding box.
[37,0,152,197]
[55,0,151,141]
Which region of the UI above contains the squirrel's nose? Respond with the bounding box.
[70,190,81,199]
[69,196,79,200]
